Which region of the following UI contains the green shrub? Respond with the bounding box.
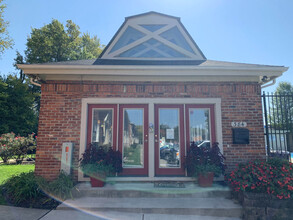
[1,171,75,208]
[44,171,75,201]
[0,132,36,164]
[0,133,14,163]
[2,171,45,206]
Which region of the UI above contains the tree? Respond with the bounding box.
[275,82,293,94]
[11,19,103,134]
[14,51,25,82]
[0,75,38,136]
[24,19,103,64]
[269,82,293,129]
[0,0,13,55]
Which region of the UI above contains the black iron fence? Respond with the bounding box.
[262,92,293,158]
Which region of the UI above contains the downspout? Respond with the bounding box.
[30,77,41,87]
[261,79,276,89]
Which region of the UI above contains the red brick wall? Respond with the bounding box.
[36,81,265,180]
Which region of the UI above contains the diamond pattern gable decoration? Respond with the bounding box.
[110,26,146,53]
[101,12,206,60]
[116,38,187,58]
[160,26,195,54]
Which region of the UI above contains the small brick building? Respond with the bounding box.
[19,12,288,181]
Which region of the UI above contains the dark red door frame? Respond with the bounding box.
[87,104,118,150]
[185,104,216,152]
[154,104,185,176]
[86,103,216,177]
[118,104,149,176]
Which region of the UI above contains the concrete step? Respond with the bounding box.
[72,182,232,198]
[58,197,242,218]
[42,210,242,220]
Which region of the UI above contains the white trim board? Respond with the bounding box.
[78,98,222,181]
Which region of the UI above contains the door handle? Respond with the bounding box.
[144,139,148,143]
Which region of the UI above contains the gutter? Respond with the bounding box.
[30,76,41,87]
[261,79,276,89]
[17,64,289,72]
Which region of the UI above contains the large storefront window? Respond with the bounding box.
[91,109,113,147]
[188,108,211,149]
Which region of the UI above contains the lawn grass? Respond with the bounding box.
[0,164,35,184]
[0,164,35,205]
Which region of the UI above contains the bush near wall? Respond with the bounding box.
[1,171,75,209]
[0,132,36,164]
[226,158,293,220]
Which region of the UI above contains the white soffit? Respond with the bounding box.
[100,12,206,60]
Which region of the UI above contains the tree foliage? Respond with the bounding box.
[275,81,293,94]
[24,19,103,64]
[269,82,293,129]
[0,0,13,55]
[0,75,38,136]
[7,19,103,136]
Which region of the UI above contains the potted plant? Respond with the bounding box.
[184,142,226,187]
[79,143,122,187]
[193,164,222,187]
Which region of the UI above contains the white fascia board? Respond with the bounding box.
[18,64,288,77]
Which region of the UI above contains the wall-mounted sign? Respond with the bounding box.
[231,121,247,127]
[232,128,249,144]
[166,129,174,139]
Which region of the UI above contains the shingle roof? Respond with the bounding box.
[33,58,284,68]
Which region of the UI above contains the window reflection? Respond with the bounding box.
[189,109,210,149]
[92,109,113,147]
[123,109,144,168]
[159,109,180,168]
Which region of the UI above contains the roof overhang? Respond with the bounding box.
[17,63,288,84]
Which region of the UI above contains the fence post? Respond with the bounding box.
[262,91,270,156]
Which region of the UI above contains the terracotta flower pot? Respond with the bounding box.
[90,173,106,187]
[198,172,214,187]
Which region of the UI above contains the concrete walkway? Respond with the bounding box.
[0,205,241,220]
[0,205,50,220]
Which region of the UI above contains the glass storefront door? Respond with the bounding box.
[154,104,185,176]
[87,103,216,177]
[118,104,149,176]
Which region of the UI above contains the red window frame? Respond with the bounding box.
[185,104,216,152]
[87,104,118,150]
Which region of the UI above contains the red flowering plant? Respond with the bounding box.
[0,133,15,163]
[0,132,36,164]
[226,158,293,200]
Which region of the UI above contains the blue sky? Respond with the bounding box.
[0,0,292,92]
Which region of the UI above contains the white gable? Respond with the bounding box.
[100,12,206,60]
